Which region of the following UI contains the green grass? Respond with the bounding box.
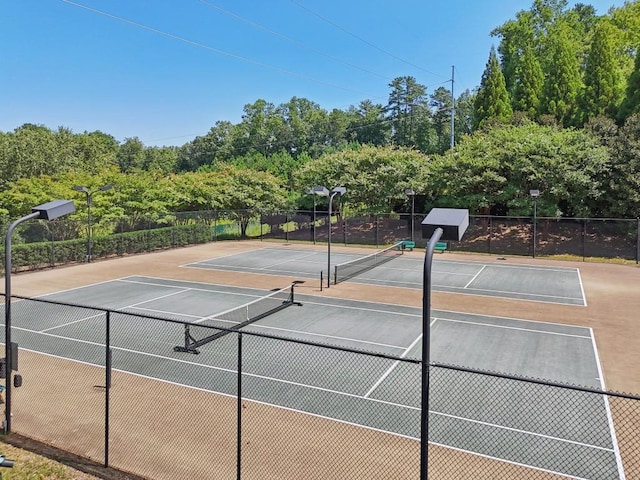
[0,437,99,479]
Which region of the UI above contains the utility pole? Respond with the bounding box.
[450,65,455,150]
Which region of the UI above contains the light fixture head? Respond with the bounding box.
[99,184,114,192]
[31,200,76,221]
[529,189,540,198]
[405,188,415,196]
[313,186,330,197]
[331,186,346,196]
[73,186,89,193]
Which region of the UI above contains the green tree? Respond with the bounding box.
[618,47,640,123]
[386,76,428,147]
[177,121,234,171]
[473,46,513,129]
[580,19,623,123]
[117,137,146,172]
[428,122,610,217]
[430,87,453,153]
[512,44,544,117]
[348,100,390,146]
[607,113,640,216]
[294,145,427,213]
[539,22,582,126]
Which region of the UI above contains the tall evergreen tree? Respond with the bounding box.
[539,22,582,127]
[580,20,622,123]
[386,76,427,147]
[473,46,513,129]
[618,47,640,123]
[513,44,544,117]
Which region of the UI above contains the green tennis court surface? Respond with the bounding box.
[6,276,621,478]
[183,247,586,305]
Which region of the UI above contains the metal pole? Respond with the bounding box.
[532,199,537,258]
[411,195,415,242]
[87,192,92,262]
[4,211,40,433]
[312,197,316,245]
[237,332,243,480]
[450,65,455,150]
[420,227,443,479]
[104,311,111,467]
[327,192,337,289]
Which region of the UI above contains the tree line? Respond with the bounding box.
[1,0,639,225]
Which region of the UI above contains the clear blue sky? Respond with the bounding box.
[1,0,624,147]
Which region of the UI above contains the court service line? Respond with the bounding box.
[591,328,626,479]
[185,263,314,278]
[37,288,191,334]
[364,328,427,398]
[118,278,268,300]
[253,251,322,270]
[39,312,105,333]
[428,441,590,480]
[248,324,408,351]
[433,409,615,453]
[434,283,584,303]
[437,317,592,339]
[463,265,486,289]
[177,246,273,267]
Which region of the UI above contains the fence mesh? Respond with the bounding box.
[1,294,638,479]
[1,212,638,276]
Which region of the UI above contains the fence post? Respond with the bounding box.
[375,215,379,248]
[104,310,111,467]
[583,219,587,262]
[237,332,243,480]
[488,216,492,255]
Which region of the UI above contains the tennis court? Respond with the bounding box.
[8,275,621,479]
[183,246,586,305]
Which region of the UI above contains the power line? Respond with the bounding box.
[290,0,449,81]
[198,0,391,81]
[60,0,375,97]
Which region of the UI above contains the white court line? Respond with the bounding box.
[577,268,588,306]
[40,287,190,334]
[39,312,104,333]
[185,263,314,278]
[464,264,486,289]
[437,317,592,339]
[15,325,613,478]
[118,278,264,300]
[591,328,626,479]
[427,440,590,480]
[177,247,273,267]
[364,328,426,398]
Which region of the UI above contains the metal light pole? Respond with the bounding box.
[313,186,346,288]
[420,208,469,480]
[73,185,113,262]
[405,188,416,242]
[4,200,76,432]
[530,189,540,258]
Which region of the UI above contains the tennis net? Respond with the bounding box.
[333,241,404,285]
[174,283,301,354]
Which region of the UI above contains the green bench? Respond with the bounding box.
[403,240,447,252]
[434,241,448,252]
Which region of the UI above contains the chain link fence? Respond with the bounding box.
[1,294,638,479]
[1,211,639,275]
